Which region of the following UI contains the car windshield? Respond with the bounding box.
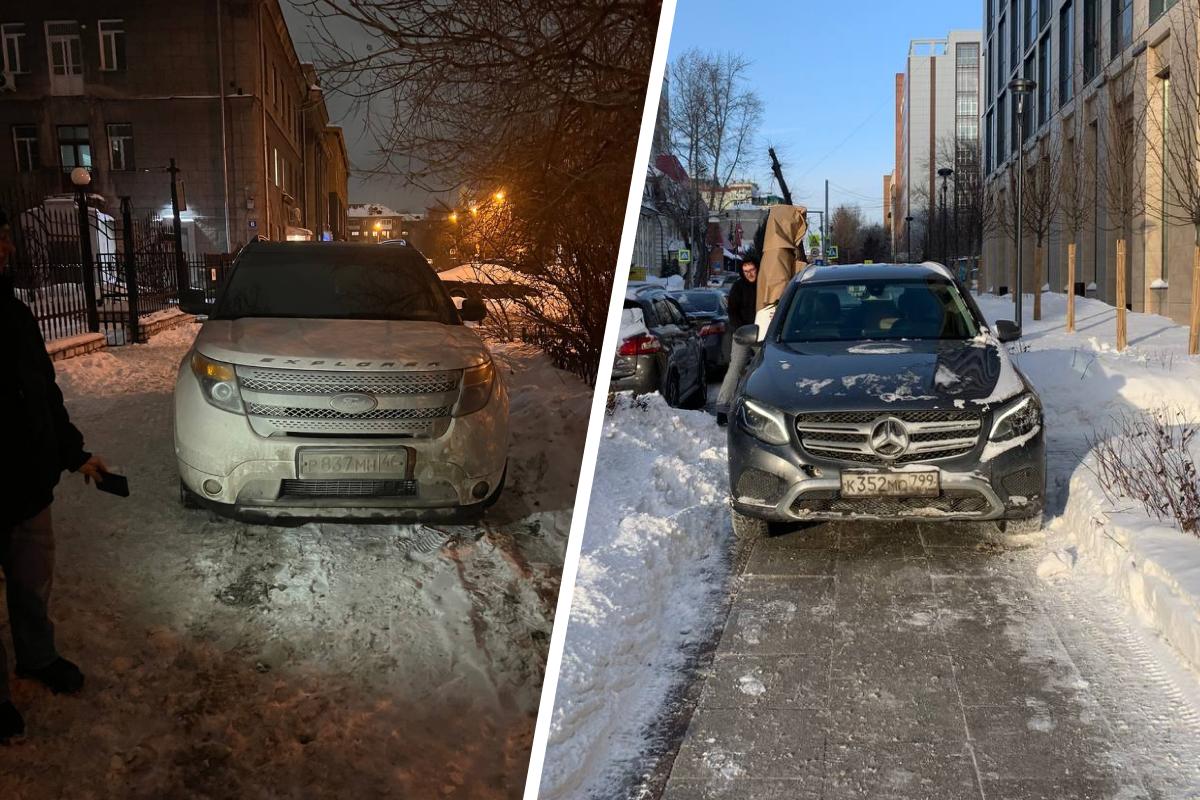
[673,291,723,314]
[779,278,979,342]
[212,246,460,324]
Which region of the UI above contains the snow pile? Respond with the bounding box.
[976,291,1200,673]
[3,323,590,799]
[538,396,731,800]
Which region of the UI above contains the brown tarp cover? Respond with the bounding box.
[756,204,809,311]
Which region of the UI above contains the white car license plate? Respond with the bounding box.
[297,448,411,479]
[840,469,940,498]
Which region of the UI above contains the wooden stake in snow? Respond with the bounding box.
[1116,239,1128,351]
[1067,242,1077,333]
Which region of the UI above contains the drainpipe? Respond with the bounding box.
[258,0,269,239]
[216,0,231,251]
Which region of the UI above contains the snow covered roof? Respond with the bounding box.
[348,203,400,218]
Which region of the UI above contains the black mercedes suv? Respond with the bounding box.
[726,263,1045,538]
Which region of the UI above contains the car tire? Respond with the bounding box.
[681,363,708,410]
[1001,513,1044,535]
[663,370,681,407]
[179,480,204,510]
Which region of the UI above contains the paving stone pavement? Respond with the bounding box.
[659,521,1199,800]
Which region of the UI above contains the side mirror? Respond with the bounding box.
[994,320,1021,343]
[733,324,760,347]
[461,297,487,322]
[179,288,214,316]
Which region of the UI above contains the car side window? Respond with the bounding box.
[664,299,689,327]
[651,297,675,326]
[639,298,660,327]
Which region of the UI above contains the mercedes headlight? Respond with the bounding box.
[989,393,1042,442]
[190,352,244,414]
[736,398,790,446]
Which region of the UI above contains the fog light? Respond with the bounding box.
[202,479,222,496]
[471,481,490,500]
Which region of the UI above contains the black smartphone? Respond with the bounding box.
[95,470,130,498]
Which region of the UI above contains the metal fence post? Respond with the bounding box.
[76,188,100,333]
[120,197,141,344]
[169,158,188,298]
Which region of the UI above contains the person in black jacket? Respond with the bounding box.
[0,211,107,742]
[716,258,758,425]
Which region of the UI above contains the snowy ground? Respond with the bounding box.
[541,290,1200,800]
[0,322,591,799]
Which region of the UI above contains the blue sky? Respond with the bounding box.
[667,1,984,224]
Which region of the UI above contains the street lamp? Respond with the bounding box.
[1009,77,1036,331]
[938,167,954,265]
[904,215,914,262]
[69,166,100,332]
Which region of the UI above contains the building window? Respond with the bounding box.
[56,124,91,172]
[1025,0,1038,50]
[1010,8,1019,73]
[1037,35,1050,126]
[98,19,125,71]
[997,90,1007,164]
[273,147,280,186]
[45,21,83,95]
[1083,0,1099,82]
[1111,0,1133,59]
[1059,1,1074,107]
[987,0,995,30]
[1023,54,1036,141]
[13,125,39,172]
[106,123,133,170]
[1151,0,1179,22]
[998,18,1007,90]
[986,109,995,173]
[1,23,26,73]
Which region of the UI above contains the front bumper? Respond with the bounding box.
[173,367,508,519]
[728,416,1045,524]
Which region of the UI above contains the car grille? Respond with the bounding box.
[794,409,982,466]
[239,368,460,395]
[278,479,419,498]
[792,490,992,517]
[246,403,451,421]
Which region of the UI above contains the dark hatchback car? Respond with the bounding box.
[612,286,707,408]
[671,289,731,373]
[726,263,1045,538]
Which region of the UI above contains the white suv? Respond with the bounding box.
[174,241,508,523]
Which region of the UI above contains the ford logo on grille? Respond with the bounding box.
[329,393,378,415]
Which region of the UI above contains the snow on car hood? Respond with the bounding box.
[193,317,489,370]
[746,338,1025,412]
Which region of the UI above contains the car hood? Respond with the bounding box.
[745,338,1026,412]
[193,317,489,371]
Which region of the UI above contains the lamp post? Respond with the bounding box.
[904,215,914,262]
[937,167,954,265]
[1009,78,1036,331]
[70,166,100,332]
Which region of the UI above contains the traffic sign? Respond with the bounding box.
[828,245,839,260]
[677,249,692,264]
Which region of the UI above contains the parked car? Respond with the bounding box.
[670,288,731,372]
[175,240,508,523]
[726,262,1045,538]
[611,286,707,408]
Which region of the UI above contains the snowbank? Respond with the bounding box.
[538,396,731,800]
[976,291,1200,674]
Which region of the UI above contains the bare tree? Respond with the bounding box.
[830,205,865,263]
[1098,66,1149,351]
[1020,133,1063,320]
[296,0,659,382]
[1059,85,1094,332]
[668,49,713,256]
[992,166,1022,295]
[701,53,763,211]
[1147,0,1200,354]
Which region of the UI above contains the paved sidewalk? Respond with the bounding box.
[659,522,1183,800]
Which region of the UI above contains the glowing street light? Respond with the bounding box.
[449,212,459,224]
[493,190,506,203]
[470,206,479,216]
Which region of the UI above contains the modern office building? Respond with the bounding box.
[981,0,1194,323]
[0,0,349,255]
[893,30,984,261]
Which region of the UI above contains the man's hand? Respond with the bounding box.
[78,455,110,484]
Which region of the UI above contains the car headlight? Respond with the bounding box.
[736,397,790,446]
[455,359,496,416]
[990,393,1042,442]
[190,352,244,414]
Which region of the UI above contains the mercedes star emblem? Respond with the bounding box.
[869,417,910,458]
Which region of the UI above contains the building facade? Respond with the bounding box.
[894,31,984,261]
[0,0,348,255]
[981,0,1196,324]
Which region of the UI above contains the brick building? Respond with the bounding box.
[0,0,348,255]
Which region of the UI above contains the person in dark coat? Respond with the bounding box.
[716,258,759,424]
[0,210,107,742]
[727,257,758,332]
